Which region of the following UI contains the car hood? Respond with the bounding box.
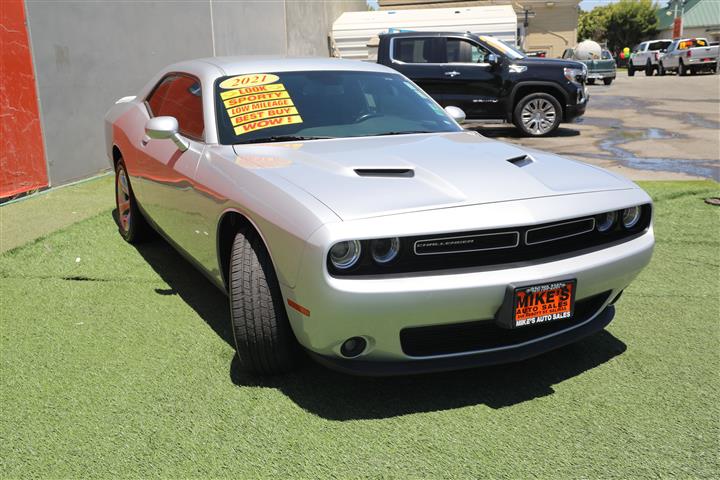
[232,132,635,221]
[518,57,584,69]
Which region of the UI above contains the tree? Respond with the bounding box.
[578,0,659,54]
[578,5,612,43]
[605,0,659,54]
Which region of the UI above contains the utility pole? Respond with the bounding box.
[670,0,686,39]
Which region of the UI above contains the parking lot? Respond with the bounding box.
[476,73,720,181]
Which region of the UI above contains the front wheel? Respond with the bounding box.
[603,78,614,85]
[586,78,596,85]
[628,63,635,76]
[645,62,654,76]
[228,227,302,375]
[115,159,152,243]
[513,93,562,137]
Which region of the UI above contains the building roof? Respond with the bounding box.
[657,0,720,30]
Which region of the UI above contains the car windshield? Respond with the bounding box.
[214,71,461,144]
[648,40,671,51]
[601,50,612,60]
[479,35,525,59]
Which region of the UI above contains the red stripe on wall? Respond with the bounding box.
[1,0,48,199]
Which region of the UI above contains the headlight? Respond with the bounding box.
[564,67,584,83]
[371,237,400,264]
[329,240,361,269]
[596,211,617,232]
[622,206,642,229]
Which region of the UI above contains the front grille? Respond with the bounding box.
[400,291,611,357]
[329,204,652,276]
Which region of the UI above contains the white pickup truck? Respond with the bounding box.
[628,39,672,76]
[659,38,719,76]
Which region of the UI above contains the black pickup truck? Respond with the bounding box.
[377,32,589,136]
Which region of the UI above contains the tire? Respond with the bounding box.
[679,59,687,76]
[115,159,152,243]
[690,67,696,75]
[603,78,613,85]
[513,92,562,137]
[645,61,653,76]
[658,62,666,76]
[628,63,635,76]
[587,78,596,85]
[228,226,301,374]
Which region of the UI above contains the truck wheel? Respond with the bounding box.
[513,93,561,137]
[645,61,653,76]
[679,59,687,76]
[658,62,666,76]
[587,78,596,85]
[115,159,152,243]
[228,226,301,375]
[603,78,614,85]
[628,62,635,76]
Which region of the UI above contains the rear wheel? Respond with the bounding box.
[115,159,152,243]
[645,61,654,76]
[228,226,302,374]
[586,78,596,85]
[679,59,687,76]
[603,78,614,85]
[513,93,562,137]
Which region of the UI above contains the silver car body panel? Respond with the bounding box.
[105,56,655,366]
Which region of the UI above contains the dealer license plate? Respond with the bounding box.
[512,280,576,327]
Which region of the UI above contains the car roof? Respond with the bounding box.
[379,31,477,39]
[169,56,395,77]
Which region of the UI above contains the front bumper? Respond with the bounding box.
[309,305,616,376]
[280,191,654,375]
[587,71,616,80]
[565,85,588,122]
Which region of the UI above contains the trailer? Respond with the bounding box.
[331,5,518,61]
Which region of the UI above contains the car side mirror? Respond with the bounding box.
[145,116,189,152]
[444,106,466,124]
[487,53,499,65]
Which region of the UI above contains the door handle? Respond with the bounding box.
[444,71,460,77]
[141,135,150,146]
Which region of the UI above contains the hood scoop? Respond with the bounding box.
[506,154,535,168]
[354,168,415,178]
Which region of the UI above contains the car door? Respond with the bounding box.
[386,36,447,103]
[139,73,206,253]
[434,37,504,119]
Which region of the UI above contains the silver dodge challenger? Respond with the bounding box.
[105,57,654,375]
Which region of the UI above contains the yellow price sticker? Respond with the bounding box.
[220,83,286,100]
[225,98,295,118]
[234,115,303,136]
[224,91,290,108]
[219,73,280,89]
[231,107,299,126]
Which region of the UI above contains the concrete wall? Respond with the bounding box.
[24,0,365,186]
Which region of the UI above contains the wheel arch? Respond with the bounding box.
[216,208,276,292]
[112,145,123,168]
[508,82,569,122]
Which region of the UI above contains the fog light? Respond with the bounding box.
[622,206,641,229]
[596,211,617,232]
[330,240,361,269]
[340,337,366,358]
[371,237,400,264]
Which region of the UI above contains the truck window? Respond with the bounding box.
[562,49,573,59]
[446,38,488,63]
[648,41,671,51]
[392,38,439,63]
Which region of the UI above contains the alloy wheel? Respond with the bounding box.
[521,99,557,135]
[116,165,132,233]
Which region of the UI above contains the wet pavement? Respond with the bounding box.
[473,73,720,181]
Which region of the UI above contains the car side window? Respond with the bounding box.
[146,74,204,140]
[392,38,440,63]
[445,38,489,63]
[562,49,573,59]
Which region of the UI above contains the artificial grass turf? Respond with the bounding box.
[1,181,718,478]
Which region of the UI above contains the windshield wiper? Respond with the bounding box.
[366,131,435,137]
[236,135,334,145]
